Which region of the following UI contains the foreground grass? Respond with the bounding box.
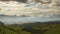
[45,24,60,34]
[0,23,60,34]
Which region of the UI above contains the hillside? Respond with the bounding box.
[0,21,60,34]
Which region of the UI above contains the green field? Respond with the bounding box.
[0,21,60,34]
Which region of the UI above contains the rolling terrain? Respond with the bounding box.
[0,21,60,34]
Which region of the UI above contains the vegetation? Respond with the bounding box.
[0,21,60,34]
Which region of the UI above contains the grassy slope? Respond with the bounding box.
[45,24,60,34]
[0,25,31,34]
[0,23,60,34]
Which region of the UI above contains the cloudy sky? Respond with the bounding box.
[0,0,60,25]
[0,0,27,3]
[0,0,60,17]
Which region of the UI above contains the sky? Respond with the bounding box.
[0,0,60,25]
[0,0,60,17]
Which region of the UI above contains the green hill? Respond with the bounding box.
[0,21,60,34]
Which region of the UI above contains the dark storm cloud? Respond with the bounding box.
[0,0,28,3]
[0,0,53,4]
[16,0,27,3]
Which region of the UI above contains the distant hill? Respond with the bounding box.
[21,21,60,28]
[44,21,60,24]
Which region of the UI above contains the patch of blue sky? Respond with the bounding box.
[38,5,51,9]
[25,3,36,7]
[25,3,52,9]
